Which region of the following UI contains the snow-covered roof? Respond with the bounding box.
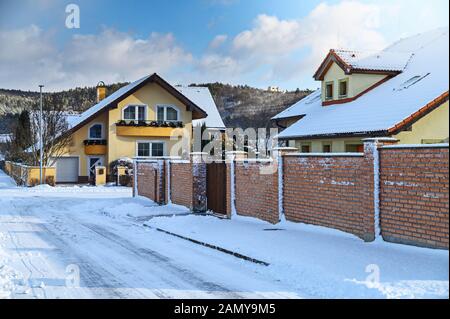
[67,75,152,130]
[275,27,449,139]
[176,86,225,129]
[65,75,224,131]
[0,134,11,143]
[333,49,412,72]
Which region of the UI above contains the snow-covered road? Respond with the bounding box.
[0,169,448,299]
[0,172,299,299]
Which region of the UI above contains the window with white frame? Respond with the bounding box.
[156,105,179,122]
[137,141,164,157]
[89,124,103,139]
[123,105,146,121]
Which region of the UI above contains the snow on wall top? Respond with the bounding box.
[176,86,225,129]
[275,27,449,139]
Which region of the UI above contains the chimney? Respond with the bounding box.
[96,81,106,103]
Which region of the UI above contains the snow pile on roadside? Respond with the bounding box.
[0,233,17,299]
[145,215,449,299]
[61,196,190,220]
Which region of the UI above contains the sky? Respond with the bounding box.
[0,0,448,92]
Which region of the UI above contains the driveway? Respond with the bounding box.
[0,171,298,299]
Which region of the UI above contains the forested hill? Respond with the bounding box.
[0,83,312,133]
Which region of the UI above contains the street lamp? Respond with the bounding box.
[39,85,44,185]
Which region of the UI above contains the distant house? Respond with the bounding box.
[0,134,11,160]
[272,28,449,153]
[268,86,283,93]
[47,73,224,183]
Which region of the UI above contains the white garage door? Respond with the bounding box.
[54,157,79,183]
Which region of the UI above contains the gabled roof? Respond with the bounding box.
[313,48,412,80]
[175,86,226,129]
[67,73,208,134]
[275,27,449,140]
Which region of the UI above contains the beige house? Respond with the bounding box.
[273,28,449,152]
[52,73,224,183]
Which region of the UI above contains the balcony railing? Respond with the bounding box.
[115,120,184,137]
[84,139,107,146]
[116,120,184,128]
[84,139,107,155]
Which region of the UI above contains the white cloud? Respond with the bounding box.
[208,34,228,50]
[0,27,192,91]
[199,1,388,86]
[0,0,448,91]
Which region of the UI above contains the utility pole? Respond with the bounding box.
[39,85,44,185]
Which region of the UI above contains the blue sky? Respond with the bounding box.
[0,0,448,91]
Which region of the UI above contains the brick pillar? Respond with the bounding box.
[191,152,207,212]
[273,147,298,222]
[225,151,247,218]
[362,137,399,242]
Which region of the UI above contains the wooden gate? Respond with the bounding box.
[206,162,227,215]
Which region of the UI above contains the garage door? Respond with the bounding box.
[54,157,79,183]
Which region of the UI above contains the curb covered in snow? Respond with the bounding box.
[145,225,270,266]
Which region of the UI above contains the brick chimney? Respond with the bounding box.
[96,81,106,103]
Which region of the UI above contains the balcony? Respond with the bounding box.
[116,120,184,137]
[84,139,107,155]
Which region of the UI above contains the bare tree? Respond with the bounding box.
[28,94,72,166]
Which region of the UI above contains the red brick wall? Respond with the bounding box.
[379,146,449,249]
[136,161,165,204]
[170,161,193,209]
[234,161,279,223]
[283,154,375,241]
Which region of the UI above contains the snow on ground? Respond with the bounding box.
[145,215,449,299]
[0,169,448,299]
[0,170,298,299]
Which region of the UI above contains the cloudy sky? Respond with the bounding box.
[0,0,448,92]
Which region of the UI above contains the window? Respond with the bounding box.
[322,143,332,153]
[137,142,164,157]
[301,143,311,153]
[123,105,146,121]
[339,79,348,98]
[345,144,364,152]
[325,82,334,100]
[89,124,103,139]
[156,105,179,122]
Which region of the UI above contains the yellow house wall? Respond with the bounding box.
[321,62,387,101]
[287,102,449,152]
[107,82,193,162]
[394,101,449,144]
[58,111,109,177]
[293,137,363,153]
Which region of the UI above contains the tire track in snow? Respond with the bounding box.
[80,222,241,298]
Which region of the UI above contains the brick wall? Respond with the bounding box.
[170,161,194,209]
[134,144,449,249]
[379,146,449,249]
[234,161,279,223]
[136,161,165,204]
[283,153,375,241]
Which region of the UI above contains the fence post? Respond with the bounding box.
[133,158,138,197]
[273,147,298,222]
[166,159,171,204]
[190,152,207,212]
[362,137,398,241]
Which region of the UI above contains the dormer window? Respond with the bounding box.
[339,79,348,98]
[157,105,179,122]
[325,82,334,100]
[123,105,146,121]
